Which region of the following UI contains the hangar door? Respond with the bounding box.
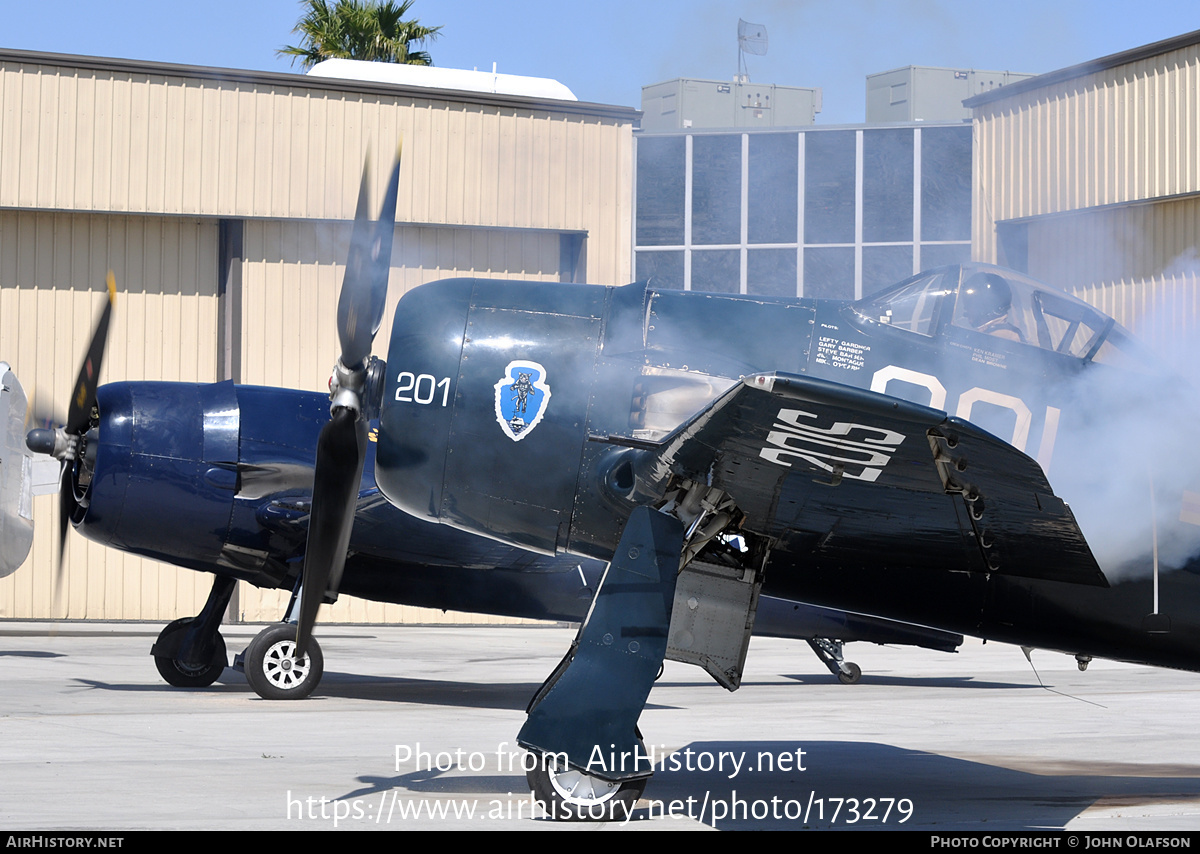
[0,211,221,619]
[1002,196,1200,355]
[238,221,568,392]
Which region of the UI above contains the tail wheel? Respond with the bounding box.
[837,662,863,684]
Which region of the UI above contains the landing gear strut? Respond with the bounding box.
[518,480,765,820]
[150,575,235,688]
[517,507,683,816]
[807,638,861,684]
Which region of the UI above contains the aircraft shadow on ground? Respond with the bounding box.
[71,667,1034,705]
[71,672,549,710]
[638,740,1200,830]
[779,673,1037,689]
[345,740,1200,830]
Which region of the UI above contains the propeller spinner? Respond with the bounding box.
[293,150,401,657]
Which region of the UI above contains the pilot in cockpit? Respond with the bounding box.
[960,272,1025,343]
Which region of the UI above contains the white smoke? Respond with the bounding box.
[1049,251,1200,579]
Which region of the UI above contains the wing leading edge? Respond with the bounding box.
[633,372,1106,588]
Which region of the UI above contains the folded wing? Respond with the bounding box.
[635,372,1106,588]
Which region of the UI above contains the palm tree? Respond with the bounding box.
[279,0,441,69]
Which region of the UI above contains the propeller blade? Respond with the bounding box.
[337,147,401,370]
[294,407,368,657]
[56,463,71,583]
[66,272,116,435]
[294,146,402,656]
[23,273,117,585]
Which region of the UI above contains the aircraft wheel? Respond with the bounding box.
[244,624,323,700]
[153,618,227,688]
[526,750,647,821]
[836,662,862,684]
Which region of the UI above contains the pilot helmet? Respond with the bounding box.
[960,272,1012,327]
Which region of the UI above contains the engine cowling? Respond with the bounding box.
[81,381,242,567]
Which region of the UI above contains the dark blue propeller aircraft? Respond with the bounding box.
[2,158,958,692]
[12,151,1200,820]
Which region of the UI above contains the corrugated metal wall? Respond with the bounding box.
[974,42,1200,244]
[0,52,635,622]
[1026,196,1200,349]
[0,210,220,618]
[972,37,1200,351]
[0,57,633,285]
[238,221,563,392]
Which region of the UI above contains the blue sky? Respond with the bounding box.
[2,0,1198,123]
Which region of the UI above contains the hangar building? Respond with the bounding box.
[0,49,636,623]
[968,29,1200,353]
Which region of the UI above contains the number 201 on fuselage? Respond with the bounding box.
[395,372,451,406]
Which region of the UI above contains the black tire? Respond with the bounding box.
[243,624,323,700]
[153,618,226,688]
[526,750,647,821]
[836,662,862,684]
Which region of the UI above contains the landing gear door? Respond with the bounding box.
[666,554,766,691]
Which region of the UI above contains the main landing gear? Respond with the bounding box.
[150,574,324,700]
[150,576,235,688]
[517,507,683,820]
[233,572,325,700]
[153,617,228,687]
[518,480,767,821]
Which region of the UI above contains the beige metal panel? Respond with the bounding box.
[238,220,565,391]
[592,120,635,284]
[1067,272,1200,359]
[973,42,1200,262]
[0,62,571,223]
[0,211,220,619]
[1025,196,1200,353]
[1027,197,1200,291]
[236,585,545,626]
[0,59,631,268]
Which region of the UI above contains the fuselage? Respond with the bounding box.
[376,264,1200,671]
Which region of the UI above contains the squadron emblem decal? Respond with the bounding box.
[494,360,551,442]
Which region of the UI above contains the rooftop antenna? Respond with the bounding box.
[737,19,767,83]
